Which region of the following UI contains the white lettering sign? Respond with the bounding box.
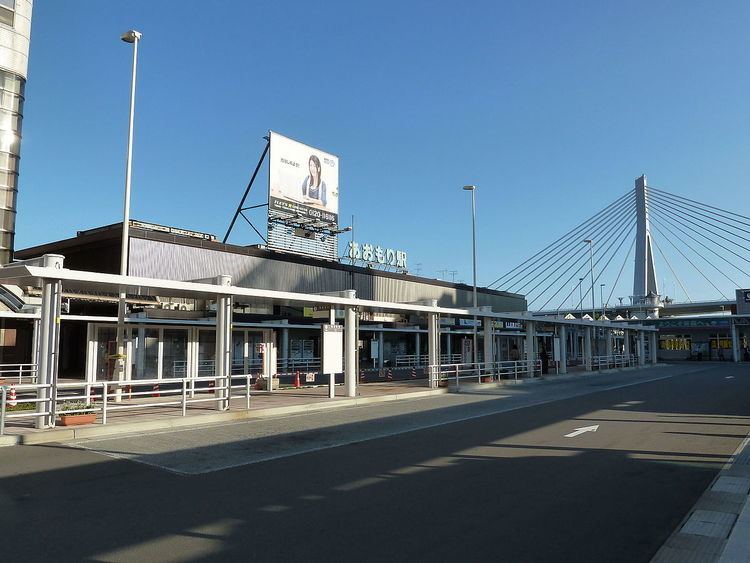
[348,241,408,270]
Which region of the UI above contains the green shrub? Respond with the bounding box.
[58,401,95,414]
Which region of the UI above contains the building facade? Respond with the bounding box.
[0,0,31,264]
[7,221,529,382]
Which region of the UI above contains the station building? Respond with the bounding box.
[648,291,750,362]
[0,220,537,383]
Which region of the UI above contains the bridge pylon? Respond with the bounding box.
[632,174,661,317]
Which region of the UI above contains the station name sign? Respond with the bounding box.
[348,241,407,270]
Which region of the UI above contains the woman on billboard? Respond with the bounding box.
[301,154,327,207]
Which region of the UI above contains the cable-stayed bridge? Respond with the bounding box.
[490,175,749,318]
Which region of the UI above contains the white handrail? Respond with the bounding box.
[0,373,258,434]
[428,359,541,388]
[0,363,38,384]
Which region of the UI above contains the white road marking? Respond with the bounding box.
[564,424,599,438]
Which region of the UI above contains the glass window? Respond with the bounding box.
[231,331,245,374]
[0,91,21,113]
[709,337,732,350]
[163,329,188,378]
[0,208,15,230]
[0,8,12,27]
[659,335,691,351]
[96,327,118,381]
[0,171,18,189]
[0,187,15,209]
[134,329,159,379]
[0,152,19,171]
[198,330,215,376]
[0,1,15,9]
[0,109,21,131]
[0,72,22,95]
[0,131,20,154]
[248,333,262,372]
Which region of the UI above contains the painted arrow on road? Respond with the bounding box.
[564,425,599,438]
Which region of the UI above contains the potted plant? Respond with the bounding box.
[57,401,97,426]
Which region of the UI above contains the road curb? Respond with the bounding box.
[1,387,449,446]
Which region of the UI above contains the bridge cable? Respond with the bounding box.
[603,236,637,311]
[649,191,750,240]
[646,198,750,255]
[489,190,633,288]
[514,200,636,295]
[648,213,741,288]
[648,220,729,300]
[648,191,750,244]
[647,198,750,262]
[648,230,693,303]
[647,205,750,278]
[649,186,750,229]
[536,214,636,311]
[506,196,636,293]
[554,218,637,313]
[526,205,636,305]
[488,190,634,289]
[499,192,635,291]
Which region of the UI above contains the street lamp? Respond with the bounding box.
[463,185,478,365]
[583,239,595,318]
[115,29,142,401]
[600,283,606,319]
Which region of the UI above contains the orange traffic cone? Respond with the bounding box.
[7,385,17,407]
[294,370,301,389]
[387,369,393,381]
[152,384,160,398]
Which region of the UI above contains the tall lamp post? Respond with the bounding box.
[463,185,478,365]
[600,283,606,318]
[115,30,142,401]
[583,239,595,318]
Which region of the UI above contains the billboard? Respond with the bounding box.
[268,131,339,226]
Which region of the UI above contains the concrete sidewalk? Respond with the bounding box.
[653,432,750,563]
[0,380,450,446]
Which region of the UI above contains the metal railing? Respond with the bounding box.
[429,360,542,389]
[176,357,321,377]
[589,354,638,371]
[395,353,462,367]
[277,357,320,374]
[0,373,262,435]
[0,363,37,384]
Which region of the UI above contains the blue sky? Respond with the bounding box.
[16,1,750,305]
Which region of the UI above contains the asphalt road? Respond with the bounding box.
[1,363,749,562]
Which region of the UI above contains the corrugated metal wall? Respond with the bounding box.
[130,238,525,312]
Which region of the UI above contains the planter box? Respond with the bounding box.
[58,413,97,426]
[255,377,280,391]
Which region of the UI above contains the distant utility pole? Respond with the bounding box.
[437,268,449,280]
[449,270,458,282]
